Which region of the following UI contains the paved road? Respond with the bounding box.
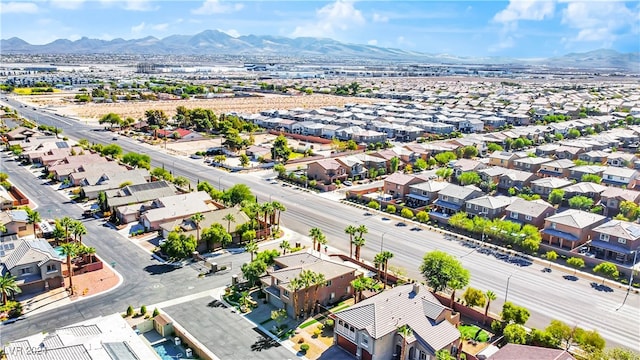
[2,98,639,351]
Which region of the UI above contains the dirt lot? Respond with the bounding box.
[21,92,378,123]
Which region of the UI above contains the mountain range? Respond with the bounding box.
[2,30,638,71]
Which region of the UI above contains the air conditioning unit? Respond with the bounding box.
[174,337,181,346]
[186,348,193,358]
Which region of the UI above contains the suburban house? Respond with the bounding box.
[488,151,521,169]
[530,177,573,198]
[541,209,607,249]
[107,181,178,218]
[307,159,349,185]
[607,153,638,168]
[577,150,609,164]
[590,220,640,264]
[0,187,13,210]
[535,144,561,157]
[0,209,33,238]
[554,146,584,160]
[332,283,460,360]
[561,182,609,204]
[336,157,368,180]
[430,184,484,223]
[245,145,271,161]
[158,206,250,252]
[568,165,607,182]
[464,195,514,220]
[538,159,575,178]
[600,187,640,217]
[140,191,216,231]
[79,168,150,200]
[0,238,64,294]
[261,251,357,319]
[512,156,553,173]
[406,180,449,209]
[504,198,556,228]
[383,173,423,200]
[483,343,575,360]
[4,126,38,141]
[477,166,510,184]
[451,159,488,178]
[497,170,538,192]
[601,167,638,188]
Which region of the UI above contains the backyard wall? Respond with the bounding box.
[172,319,218,360]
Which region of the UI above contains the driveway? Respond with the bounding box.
[163,296,297,360]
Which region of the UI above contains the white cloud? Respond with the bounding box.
[0,2,38,14]
[131,22,146,34]
[561,1,638,45]
[220,29,240,37]
[124,0,157,11]
[372,13,388,23]
[367,39,378,46]
[493,0,555,23]
[192,0,243,15]
[291,0,365,38]
[50,0,84,10]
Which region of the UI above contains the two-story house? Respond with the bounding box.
[601,167,638,188]
[554,146,584,160]
[538,159,576,178]
[530,177,573,198]
[591,220,640,264]
[261,251,357,319]
[336,157,367,180]
[0,210,33,238]
[512,157,553,174]
[332,283,460,360]
[600,187,640,217]
[561,182,608,205]
[488,151,520,169]
[477,166,510,184]
[577,151,609,164]
[464,195,514,220]
[430,184,484,223]
[451,159,488,178]
[0,238,64,294]
[307,158,349,185]
[505,198,556,229]
[542,209,607,249]
[406,180,449,209]
[498,170,538,192]
[607,153,638,168]
[567,165,607,182]
[383,173,423,200]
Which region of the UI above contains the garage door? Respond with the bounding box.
[362,349,372,360]
[337,334,357,356]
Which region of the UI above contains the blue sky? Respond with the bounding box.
[1,0,638,58]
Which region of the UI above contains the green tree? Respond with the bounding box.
[463,287,486,308]
[160,232,197,259]
[241,260,267,287]
[60,242,79,295]
[309,227,323,252]
[434,151,457,165]
[567,128,581,139]
[458,171,481,186]
[352,235,366,261]
[581,174,602,184]
[419,250,470,293]
[503,324,528,344]
[484,290,497,324]
[435,167,453,181]
[222,184,255,206]
[400,208,413,219]
[390,157,400,173]
[548,189,565,206]
[576,328,606,353]
[71,221,87,244]
[461,145,479,159]
[378,250,394,289]
[239,153,250,168]
[271,134,292,163]
[99,112,122,128]
[568,195,594,210]
[351,277,381,303]
[190,212,204,244]
[619,201,640,221]
[593,262,619,283]
[145,109,169,128]
[487,143,504,152]
[501,302,530,325]
[0,273,22,305]
[385,204,396,214]
[567,257,585,275]
[344,225,357,258]
[201,223,231,251]
[416,211,429,223]
[397,324,413,360]
[414,158,427,171]
[223,213,236,235]
[546,320,578,350]
[279,240,290,255]
[435,349,454,360]
[545,250,558,269]
[26,208,41,236]
[245,240,259,262]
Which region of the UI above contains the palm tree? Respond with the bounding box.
[288,277,304,320]
[310,272,326,315]
[60,242,79,295]
[26,209,41,236]
[59,216,74,242]
[448,279,464,309]
[71,221,87,244]
[245,240,258,262]
[373,253,385,282]
[484,290,497,325]
[0,273,21,305]
[351,278,366,304]
[352,235,366,261]
[279,240,290,255]
[191,212,204,244]
[397,324,413,360]
[262,202,275,238]
[316,233,327,252]
[344,225,357,258]
[356,224,368,239]
[309,227,323,252]
[222,213,235,236]
[380,250,394,289]
[271,201,286,232]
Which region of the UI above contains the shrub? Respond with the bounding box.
[368,201,380,210]
[300,343,310,352]
[126,305,134,317]
[140,305,147,316]
[313,328,322,337]
[386,204,396,214]
[324,319,334,328]
[152,308,160,317]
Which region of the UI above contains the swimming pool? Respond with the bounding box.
[151,340,194,360]
[53,246,66,259]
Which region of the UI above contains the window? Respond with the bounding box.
[330,292,335,299]
[46,264,57,273]
[466,203,471,209]
[18,226,27,231]
[474,205,478,210]
[346,286,350,293]
[419,351,427,360]
[510,212,519,219]
[20,268,31,275]
[600,233,610,242]
[525,215,532,221]
[618,238,627,244]
[361,334,369,347]
[442,195,449,202]
[283,290,290,298]
[551,223,557,229]
[326,280,332,286]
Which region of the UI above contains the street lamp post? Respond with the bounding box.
[380,232,387,252]
[504,270,518,304]
[617,247,639,310]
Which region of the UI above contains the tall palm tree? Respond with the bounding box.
[0,273,21,305]
[245,240,258,262]
[484,290,497,325]
[309,227,323,252]
[60,242,79,295]
[279,240,290,255]
[352,235,366,261]
[71,221,87,244]
[316,233,328,252]
[356,224,368,239]
[271,201,286,232]
[59,216,74,242]
[262,202,275,239]
[223,213,235,236]
[380,250,394,289]
[288,277,304,320]
[351,278,366,304]
[190,212,204,244]
[344,225,357,258]
[448,279,464,309]
[397,324,413,360]
[26,209,41,236]
[310,272,326,315]
[373,253,384,282]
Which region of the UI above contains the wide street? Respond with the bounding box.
[2,99,639,351]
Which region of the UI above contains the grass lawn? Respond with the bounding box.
[13,88,60,95]
[289,152,305,160]
[459,324,490,342]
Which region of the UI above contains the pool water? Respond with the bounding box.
[53,246,66,259]
[152,340,193,360]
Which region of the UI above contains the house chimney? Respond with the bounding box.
[413,283,420,294]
